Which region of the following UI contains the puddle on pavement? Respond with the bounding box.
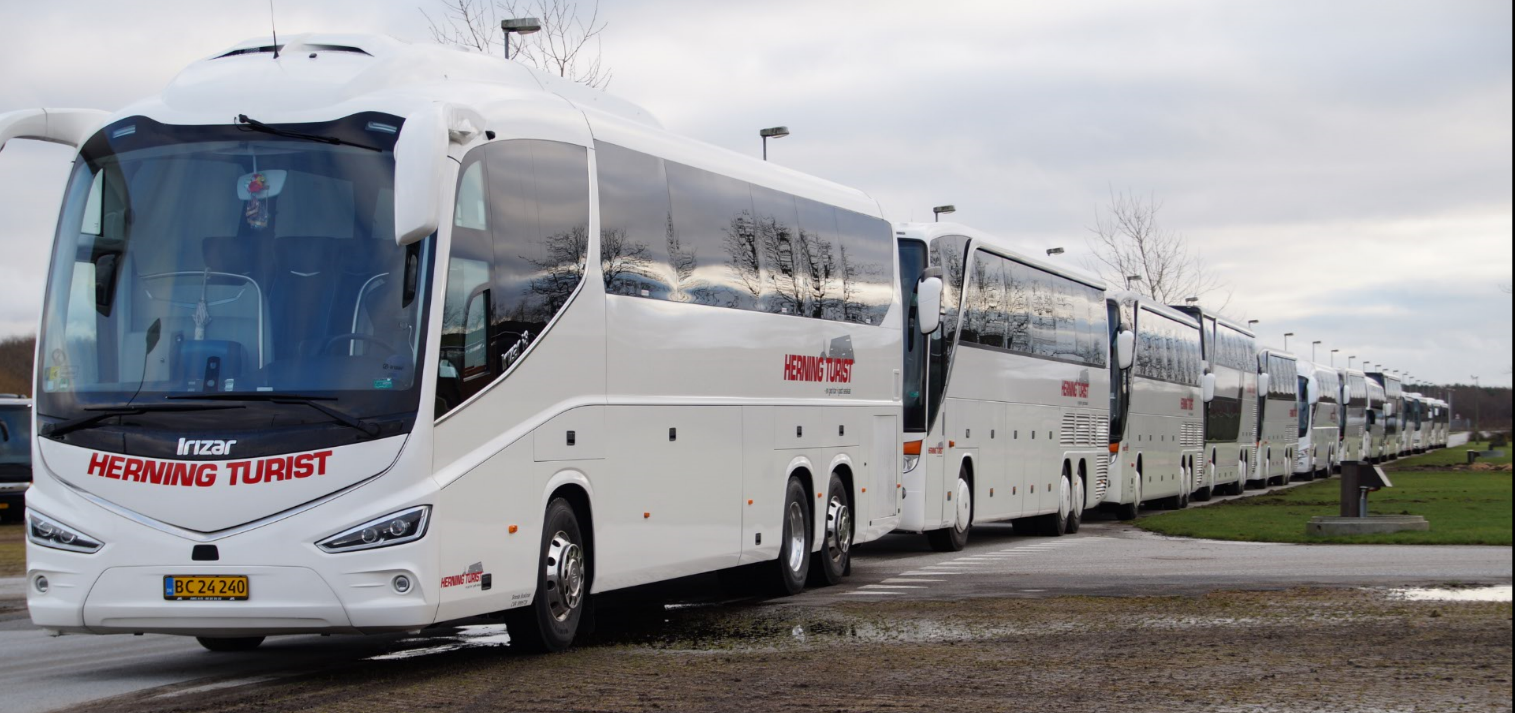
[1386,585,1511,603]
[366,623,512,661]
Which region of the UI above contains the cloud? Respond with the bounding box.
[0,0,1509,385]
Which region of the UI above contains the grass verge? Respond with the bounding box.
[0,522,23,577]
[1137,443,1512,545]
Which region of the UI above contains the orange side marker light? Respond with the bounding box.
[508,525,518,534]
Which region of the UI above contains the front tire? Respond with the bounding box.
[197,636,264,652]
[927,468,972,552]
[1116,473,1141,521]
[505,497,589,653]
[809,473,853,586]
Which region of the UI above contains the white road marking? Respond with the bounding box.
[843,590,901,595]
[902,571,965,576]
[862,584,928,589]
[883,578,944,583]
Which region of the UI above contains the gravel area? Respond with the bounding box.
[89,587,1512,713]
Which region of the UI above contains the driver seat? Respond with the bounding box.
[271,236,340,359]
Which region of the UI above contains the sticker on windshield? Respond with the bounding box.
[373,378,393,390]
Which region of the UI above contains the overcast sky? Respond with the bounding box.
[0,0,1509,387]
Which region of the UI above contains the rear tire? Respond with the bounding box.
[1065,473,1084,534]
[505,497,588,653]
[927,468,972,552]
[196,636,264,652]
[808,473,853,587]
[768,477,812,595]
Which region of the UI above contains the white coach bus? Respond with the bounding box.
[1103,292,1208,517]
[1171,305,1257,498]
[1366,379,1389,463]
[1253,348,1300,487]
[1293,361,1340,481]
[894,223,1111,550]
[1404,393,1427,454]
[6,34,911,652]
[1340,368,1371,464]
[1366,372,1404,459]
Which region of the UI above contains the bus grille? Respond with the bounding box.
[1181,421,1204,449]
[1060,412,1107,447]
[1094,456,1110,501]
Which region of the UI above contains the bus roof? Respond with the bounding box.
[1257,346,1298,361]
[1169,305,1256,337]
[76,33,885,220]
[894,222,1107,291]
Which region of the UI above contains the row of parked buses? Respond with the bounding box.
[0,35,1454,653]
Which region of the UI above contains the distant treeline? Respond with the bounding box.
[0,332,1508,430]
[0,335,34,396]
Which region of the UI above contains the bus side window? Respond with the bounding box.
[436,152,497,419]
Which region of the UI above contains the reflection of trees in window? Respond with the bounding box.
[599,227,651,294]
[523,224,589,323]
[722,211,763,307]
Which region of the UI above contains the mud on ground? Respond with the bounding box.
[90,587,1512,713]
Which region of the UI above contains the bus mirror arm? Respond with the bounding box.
[1258,373,1270,396]
[1115,330,1135,370]
[916,270,944,334]
[1201,372,1216,404]
[0,108,110,153]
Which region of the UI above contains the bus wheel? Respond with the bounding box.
[770,477,812,595]
[196,636,264,652]
[1116,475,1141,521]
[1065,473,1084,535]
[809,473,853,586]
[927,469,972,552]
[506,498,588,653]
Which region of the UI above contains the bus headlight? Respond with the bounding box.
[903,440,922,473]
[317,506,431,553]
[28,512,104,554]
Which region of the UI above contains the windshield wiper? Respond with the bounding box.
[235,114,381,152]
[42,403,245,438]
[168,393,381,438]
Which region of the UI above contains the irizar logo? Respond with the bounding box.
[177,438,237,457]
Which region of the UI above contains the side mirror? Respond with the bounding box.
[393,105,448,246]
[93,252,119,311]
[1115,330,1135,370]
[393,103,486,247]
[916,271,943,335]
[1258,373,1271,396]
[1201,372,1216,403]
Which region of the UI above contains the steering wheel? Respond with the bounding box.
[322,333,398,356]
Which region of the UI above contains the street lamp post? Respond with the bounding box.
[501,17,542,59]
[1330,349,1338,367]
[1471,375,1480,435]
[1247,319,1259,331]
[1046,247,1065,257]
[1312,340,1321,362]
[1283,332,1294,351]
[759,126,790,161]
[932,205,956,222]
[1348,355,1356,369]
[1126,275,1142,290]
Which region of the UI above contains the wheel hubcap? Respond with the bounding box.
[955,479,972,532]
[786,501,806,573]
[825,495,851,565]
[1058,476,1070,519]
[543,531,585,622]
[1071,477,1083,519]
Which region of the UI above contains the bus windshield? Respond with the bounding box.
[35,115,433,451]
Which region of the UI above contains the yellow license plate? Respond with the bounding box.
[163,575,250,601]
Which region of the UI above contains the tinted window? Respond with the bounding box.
[486,140,590,372]
[665,162,759,310]
[436,140,589,419]
[960,249,1104,366]
[833,208,893,325]
[595,141,673,299]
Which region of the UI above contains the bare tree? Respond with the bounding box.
[1085,187,1230,310]
[422,0,612,89]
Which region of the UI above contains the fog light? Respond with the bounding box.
[392,574,412,594]
[34,576,49,594]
